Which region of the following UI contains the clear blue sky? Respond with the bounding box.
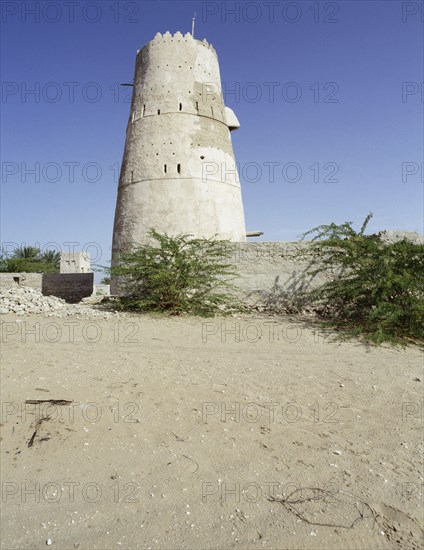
[1,0,423,269]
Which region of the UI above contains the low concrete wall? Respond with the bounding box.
[227,242,327,312]
[228,233,424,311]
[42,273,94,303]
[0,273,43,291]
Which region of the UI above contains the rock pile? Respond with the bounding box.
[0,287,116,318]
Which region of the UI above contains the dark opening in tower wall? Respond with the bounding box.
[164,164,167,173]
[157,109,161,114]
[179,103,182,111]
[177,164,181,174]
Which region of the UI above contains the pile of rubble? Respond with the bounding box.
[0,287,116,319]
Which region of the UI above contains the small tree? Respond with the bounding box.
[110,230,240,315]
[302,214,424,344]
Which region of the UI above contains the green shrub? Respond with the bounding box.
[110,230,241,316]
[302,214,424,344]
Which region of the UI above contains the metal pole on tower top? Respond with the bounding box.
[192,12,196,36]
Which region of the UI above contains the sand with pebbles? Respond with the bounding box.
[1,312,423,549]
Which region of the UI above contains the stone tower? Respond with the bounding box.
[111,31,246,287]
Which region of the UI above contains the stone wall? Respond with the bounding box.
[110,241,326,310]
[227,242,329,312]
[227,233,423,311]
[0,273,43,291]
[4,234,421,310]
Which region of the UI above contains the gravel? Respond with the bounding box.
[0,287,117,319]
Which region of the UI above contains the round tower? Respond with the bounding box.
[111,31,246,288]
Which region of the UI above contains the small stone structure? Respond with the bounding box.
[0,273,43,291]
[0,271,94,304]
[93,284,110,296]
[0,252,93,303]
[60,252,90,273]
[42,273,94,304]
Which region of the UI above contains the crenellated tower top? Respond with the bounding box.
[140,31,217,56]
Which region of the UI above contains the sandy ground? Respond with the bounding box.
[1,313,423,549]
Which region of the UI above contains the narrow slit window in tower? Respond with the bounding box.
[157,109,161,115]
[164,164,167,174]
[195,101,199,112]
[211,106,214,117]
[142,105,145,116]
[179,103,182,111]
[177,164,181,174]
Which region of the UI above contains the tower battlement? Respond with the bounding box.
[145,31,217,55]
